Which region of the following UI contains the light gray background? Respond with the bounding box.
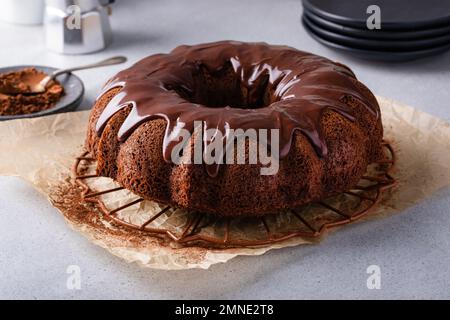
[0,0,449,299]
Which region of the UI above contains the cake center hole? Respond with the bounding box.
[172,63,273,109]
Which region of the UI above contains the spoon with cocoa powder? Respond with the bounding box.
[0,56,126,95]
[0,56,127,118]
[0,68,65,116]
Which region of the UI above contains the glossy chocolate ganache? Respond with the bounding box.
[95,41,379,176]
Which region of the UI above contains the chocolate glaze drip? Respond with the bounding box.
[95,41,378,177]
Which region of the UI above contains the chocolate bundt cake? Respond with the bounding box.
[86,41,384,216]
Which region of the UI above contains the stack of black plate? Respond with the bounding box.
[302,0,450,61]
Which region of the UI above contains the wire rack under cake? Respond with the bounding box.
[73,142,396,248]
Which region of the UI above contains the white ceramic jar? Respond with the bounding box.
[0,0,45,25]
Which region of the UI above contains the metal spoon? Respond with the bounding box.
[31,56,127,93]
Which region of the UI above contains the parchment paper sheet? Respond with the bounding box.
[0,96,449,270]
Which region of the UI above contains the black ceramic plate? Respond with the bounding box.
[303,17,450,62]
[304,9,450,40]
[0,65,84,121]
[303,0,450,30]
[303,14,450,51]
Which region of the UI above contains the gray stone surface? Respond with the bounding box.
[0,0,449,299]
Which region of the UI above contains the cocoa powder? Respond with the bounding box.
[0,68,64,116]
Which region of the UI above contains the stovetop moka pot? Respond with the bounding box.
[44,0,114,54]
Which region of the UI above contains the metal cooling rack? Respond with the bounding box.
[73,141,396,247]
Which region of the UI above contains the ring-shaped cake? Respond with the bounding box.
[86,41,383,216]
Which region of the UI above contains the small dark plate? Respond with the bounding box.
[302,17,450,62]
[303,0,450,30]
[304,9,450,40]
[0,65,84,121]
[303,14,450,51]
